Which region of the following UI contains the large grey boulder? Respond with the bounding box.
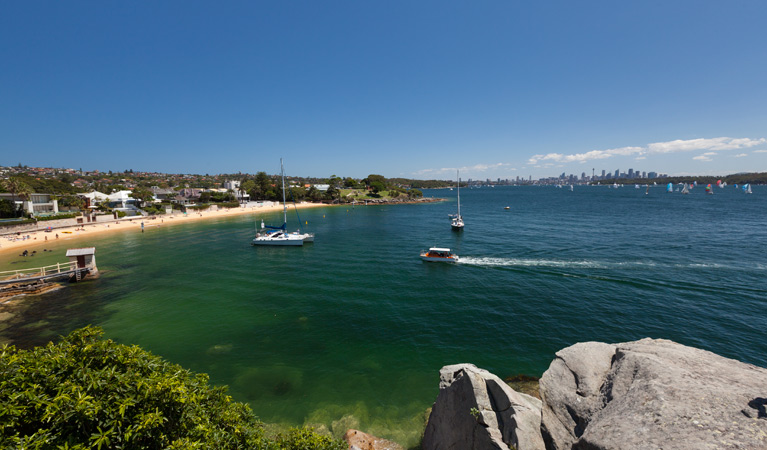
[540,338,767,449]
[422,363,545,450]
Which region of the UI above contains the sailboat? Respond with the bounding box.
[666,183,673,193]
[705,184,713,195]
[450,170,464,230]
[681,183,690,194]
[744,184,753,194]
[252,159,314,246]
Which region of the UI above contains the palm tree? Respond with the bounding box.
[1,177,32,217]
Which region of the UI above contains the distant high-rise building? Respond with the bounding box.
[628,168,634,178]
[615,169,620,178]
[648,172,657,179]
[602,170,606,179]
[642,171,646,178]
[582,172,586,180]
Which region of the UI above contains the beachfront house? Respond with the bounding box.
[150,187,176,202]
[171,188,201,206]
[0,192,59,216]
[78,191,110,209]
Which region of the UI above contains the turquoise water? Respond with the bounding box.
[2,185,766,446]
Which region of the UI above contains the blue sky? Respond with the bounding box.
[1,1,765,180]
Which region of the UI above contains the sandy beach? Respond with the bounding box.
[0,202,326,257]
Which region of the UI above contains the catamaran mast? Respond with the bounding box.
[280,158,287,226]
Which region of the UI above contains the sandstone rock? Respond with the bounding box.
[422,363,545,450]
[539,342,617,449]
[343,429,403,450]
[540,338,767,449]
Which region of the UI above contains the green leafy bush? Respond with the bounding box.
[0,327,345,450]
[35,213,80,221]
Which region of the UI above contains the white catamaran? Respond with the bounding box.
[252,159,314,246]
[450,170,464,230]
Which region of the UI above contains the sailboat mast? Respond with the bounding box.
[280,158,287,225]
[457,170,460,218]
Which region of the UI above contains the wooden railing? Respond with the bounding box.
[0,261,78,281]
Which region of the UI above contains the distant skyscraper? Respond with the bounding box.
[615,169,620,178]
[602,170,606,178]
[628,168,634,178]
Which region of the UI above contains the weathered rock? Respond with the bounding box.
[343,429,403,450]
[539,342,617,449]
[422,363,545,450]
[540,338,767,449]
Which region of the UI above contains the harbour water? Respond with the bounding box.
[2,185,766,446]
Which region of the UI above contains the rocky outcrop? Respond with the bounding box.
[423,340,767,450]
[540,338,767,449]
[343,429,403,450]
[422,363,545,450]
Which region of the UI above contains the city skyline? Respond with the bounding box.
[1,2,766,180]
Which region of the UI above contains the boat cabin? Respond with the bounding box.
[425,247,453,257]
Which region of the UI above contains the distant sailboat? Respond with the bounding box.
[681,183,690,195]
[666,183,673,193]
[450,170,464,230]
[705,184,713,195]
[645,185,649,195]
[570,184,574,191]
[744,184,753,194]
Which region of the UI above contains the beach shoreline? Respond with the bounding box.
[0,202,326,257]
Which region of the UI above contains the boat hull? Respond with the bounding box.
[252,232,310,246]
[420,255,459,263]
[252,238,304,246]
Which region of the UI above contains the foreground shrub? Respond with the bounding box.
[0,326,344,450]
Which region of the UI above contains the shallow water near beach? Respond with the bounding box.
[2,185,766,447]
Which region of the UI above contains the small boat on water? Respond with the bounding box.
[504,206,511,210]
[450,170,464,231]
[743,184,753,194]
[420,247,458,263]
[253,158,314,246]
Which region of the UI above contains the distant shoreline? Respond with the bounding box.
[0,202,324,257]
[0,197,442,258]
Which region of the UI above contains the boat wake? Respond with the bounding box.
[458,257,611,269]
[457,257,767,272]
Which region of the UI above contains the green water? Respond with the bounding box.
[2,186,766,447]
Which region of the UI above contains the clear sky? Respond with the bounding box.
[1,1,766,180]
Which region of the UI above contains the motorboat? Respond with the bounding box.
[420,247,459,263]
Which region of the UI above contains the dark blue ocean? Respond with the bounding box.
[2,185,765,446]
